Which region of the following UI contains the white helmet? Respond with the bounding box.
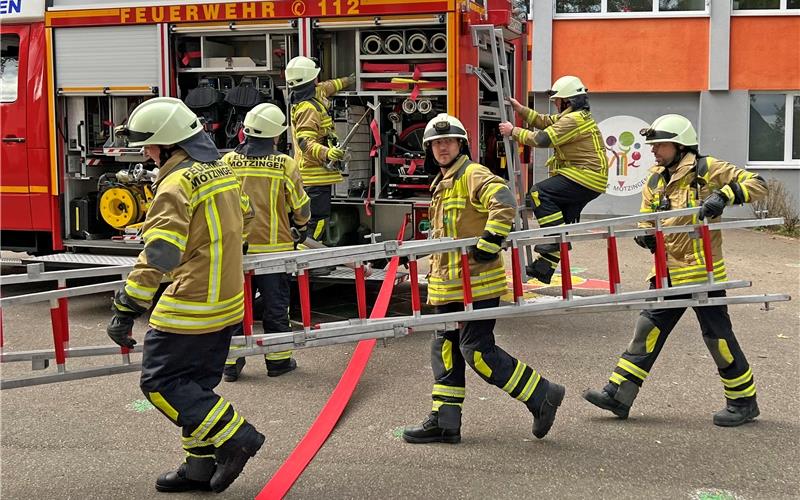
[122,97,202,146]
[548,75,587,99]
[285,56,320,88]
[422,113,468,146]
[640,114,698,147]
[243,103,287,138]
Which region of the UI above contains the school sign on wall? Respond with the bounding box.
[599,115,654,197]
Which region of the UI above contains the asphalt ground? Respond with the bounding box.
[1,229,798,499]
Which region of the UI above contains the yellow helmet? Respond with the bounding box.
[640,114,698,147]
[243,103,287,138]
[285,56,320,88]
[548,75,587,99]
[122,97,202,146]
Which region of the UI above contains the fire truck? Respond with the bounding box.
[0,0,529,255]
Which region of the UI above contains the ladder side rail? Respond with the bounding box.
[1,264,132,286]
[473,25,529,272]
[0,280,123,308]
[257,279,754,340]
[6,289,788,390]
[0,216,782,309]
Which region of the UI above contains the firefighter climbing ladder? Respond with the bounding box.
[468,25,532,267]
[0,209,790,390]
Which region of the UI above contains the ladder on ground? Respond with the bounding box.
[469,24,532,268]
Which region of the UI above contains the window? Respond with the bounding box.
[0,34,19,103]
[557,0,601,12]
[734,0,800,10]
[555,0,707,14]
[748,93,800,165]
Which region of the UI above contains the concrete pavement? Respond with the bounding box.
[1,229,798,499]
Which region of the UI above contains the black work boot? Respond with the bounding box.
[155,457,215,493]
[582,388,630,419]
[223,357,246,382]
[309,266,336,277]
[534,242,571,255]
[713,400,760,427]
[210,422,266,493]
[530,383,565,439]
[525,258,555,284]
[402,412,461,444]
[266,358,297,378]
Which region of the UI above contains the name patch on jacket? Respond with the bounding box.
[226,156,287,170]
[182,165,235,189]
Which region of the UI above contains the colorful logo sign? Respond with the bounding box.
[599,116,654,197]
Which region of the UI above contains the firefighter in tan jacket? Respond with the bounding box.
[221,103,311,381]
[286,56,354,261]
[583,114,768,427]
[402,114,565,445]
[499,75,608,284]
[106,98,263,493]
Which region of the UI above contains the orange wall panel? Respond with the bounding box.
[551,18,709,92]
[730,16,800,91]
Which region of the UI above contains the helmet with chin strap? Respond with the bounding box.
[422,113,471,174]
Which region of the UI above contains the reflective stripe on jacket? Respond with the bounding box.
[123,149,254,334]
[513,106,608,193]
[222,151,311,254]
[290,77,353,186]
[640,153,767,286]
[427,155,515,305]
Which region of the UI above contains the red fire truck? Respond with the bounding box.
[0,0,529,255]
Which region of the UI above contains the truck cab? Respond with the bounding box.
[1,0,55,253]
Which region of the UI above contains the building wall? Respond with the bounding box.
[529,8,800,219]
[730,17,800,91]
[551,18,709,92]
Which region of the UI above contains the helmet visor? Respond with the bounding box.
[116,127,154,146]
[639,127,678,142]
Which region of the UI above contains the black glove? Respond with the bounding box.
[107,289,147,348]
[634,234,657,254]
[471,231,504,263]
[291,225,308,246]
[698,190,729,220]
[242,240,249,255]
[107,314,137,348]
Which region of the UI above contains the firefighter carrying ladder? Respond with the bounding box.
[468,24,533,268]
[0,209,791,390]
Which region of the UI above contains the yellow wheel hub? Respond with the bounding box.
[99,187,140,228]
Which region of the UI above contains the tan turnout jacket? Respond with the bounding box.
[122,149,254,334]
[290,76,354,186]
[512,106,608,193]
[223,151,311,253]
[640,153,767,285]
[427,155,516,306]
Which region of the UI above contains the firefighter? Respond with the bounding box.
[402,114,566,444]
[583,114,768,427]
[499,75,608,284]
[221,103,311,381]
[107,97,264,493]
[286,56,354,273]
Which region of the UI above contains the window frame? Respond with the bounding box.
[732,0,800,16]
[747,91,800,170]
[0,32,21,104]
[553,0,711,19]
